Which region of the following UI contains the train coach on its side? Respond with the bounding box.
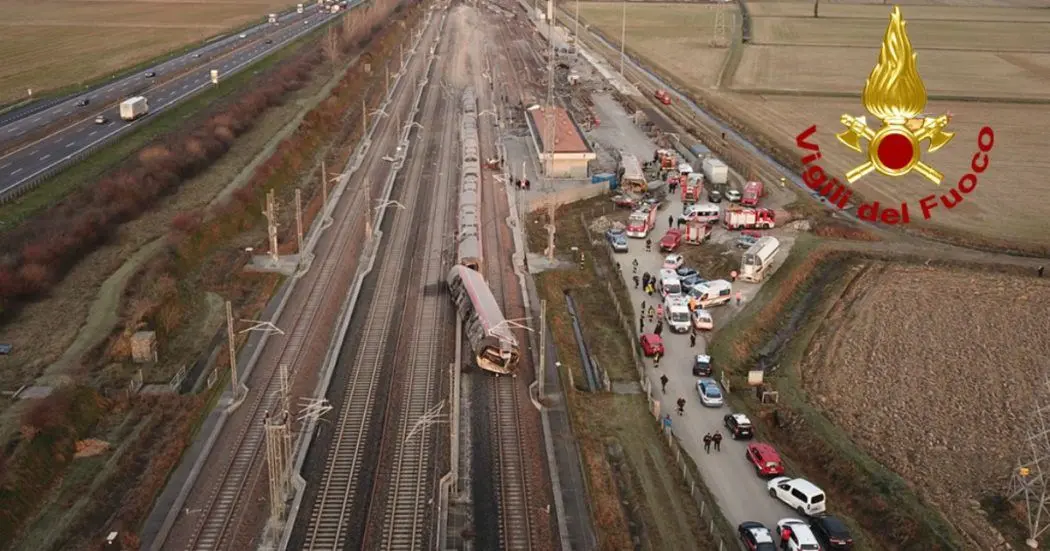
[446,265,520,374]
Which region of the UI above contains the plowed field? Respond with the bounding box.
[799,261,1050,548]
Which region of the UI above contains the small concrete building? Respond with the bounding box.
[525,105,596,179]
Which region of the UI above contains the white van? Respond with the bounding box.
[767,477,827,516]
[664,296,691,333]
[691,279,732,308]
[679,202,720,225]
[660,273,682,297]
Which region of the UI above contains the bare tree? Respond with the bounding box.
[323,27,341,66]
[814,0,819,18]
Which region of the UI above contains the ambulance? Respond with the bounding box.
[664,296,692,333]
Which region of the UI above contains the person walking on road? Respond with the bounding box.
[712,431,723,451]
[668,215,674,228]
[703,433,712,453]
[633,275,640,288]
[690,333,697,348]
[656,304,664,319]
[640,299,646,313]
[676,397,686,416]
[654,321,664,336]
[645,238,652,252]
[647,305,655,322]
[646,283,655,297]
[653,353,661,369]
[642,272,651,288]
[735,291,743,306]
[660,374,668,393]
[639,315,645,333]
[632,258,638,274]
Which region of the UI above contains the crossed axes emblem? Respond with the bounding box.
[836,114,954,184]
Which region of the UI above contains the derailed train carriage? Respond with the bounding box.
[446,265,520,374]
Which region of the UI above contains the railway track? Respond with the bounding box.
[367,54,457,551]
[182,181,367,551]
[476,28,536,550]
[300,27,447,551]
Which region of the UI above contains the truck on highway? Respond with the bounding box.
[119,97,148,121]
[742,180,764,206]
[297,3,304,12]
[268,13,277,23]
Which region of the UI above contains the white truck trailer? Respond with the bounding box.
[702,157,728,186]
[740,236,781,283]
[119,97,148,121]
[297,3,304,13]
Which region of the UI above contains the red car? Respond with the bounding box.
[745,442,785,477]
[654,89,671,105]
[640,333,664,357]
[659,228,683,252]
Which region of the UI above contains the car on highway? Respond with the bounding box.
[726,188,743,203]
[691,354,712,376]
[746,442,785,477]
[145,71,157,78]
[724,412,754,439]
[640,333,664,357]
[696,377,723,407]
[75,98,90,107]
[94,115,108,125]
[662,253,684,270]
[768,477,827,516]
[265,39,274,44]
[692,309,713,331]
[738,521,777,551]
[659,229,682,252]
[605,228,628,253]
[240,33,248,38]
[776,518,822,551]
[193,53,202,58]
[809,515,853,550]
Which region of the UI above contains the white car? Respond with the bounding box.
[692,309,713,331]
[695,377,723,407]
[726,189,742,202]
[767,477,827,516]
[776,518,822,551]
[662,254,684,270]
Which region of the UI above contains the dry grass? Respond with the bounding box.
[0,0,297,102]
[746,1,1050,19]
[706,92,1050,246]
[576,3,728,88]
[799,261,1050,548]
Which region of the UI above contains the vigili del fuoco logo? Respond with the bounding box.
[794,6,995,224]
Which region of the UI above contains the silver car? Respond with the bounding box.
[696,377,724,407]
[726,189,742,202]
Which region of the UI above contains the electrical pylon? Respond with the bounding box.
[1009,369,1050,548]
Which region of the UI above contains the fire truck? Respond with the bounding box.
[722,207,776,230]
[626,205,658,238]
[681,173,703,204]
[685,219,712,244]
[656,149,676,170]
[742,181,764,207]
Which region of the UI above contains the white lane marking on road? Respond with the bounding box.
[39,154,50,161]
[31,116,40,122]
[15,131,24,136]
[89,130,97,137]
[66,141,77,148]
[0,162,8,170]
[10,168,22,176]
[6,127,15,133]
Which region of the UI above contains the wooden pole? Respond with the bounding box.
[295,188,303,254]
[226,300,239,394]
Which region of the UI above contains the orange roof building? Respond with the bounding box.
[525,105,596,179]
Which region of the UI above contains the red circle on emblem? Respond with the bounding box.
[876,133,914,171]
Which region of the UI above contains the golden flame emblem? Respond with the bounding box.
[836,6,955,184]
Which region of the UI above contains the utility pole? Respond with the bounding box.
[263,411,292,529]
[538,299,547,399]
[320,159,328,208]
[225,300,240,395]
[361,98,368,137]
[544,0,556,177]
[619,0,627,75]
[363,181,374,237]
[264,189,279,265]
[574,0,580,53]
[294,188,303,254]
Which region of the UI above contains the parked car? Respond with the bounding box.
[692,309,713,331]
[659,228,683,252]
[696,377,723,407]
[767,477,827,516]
[145,71,157,78]
[605,228,628,253]
[736,235,758,249]
[738,521,777,551]
[640,333,664,357]
[709,188,723,203]
[776,518,822,551]
[662,254,684,270]
[746,442,785,477]
[675,267,698,279]
[724,413,754,439]
[726,189,742,202]
[692,354,712,376]
[810,516,853,550]
[94,115,108,125]
[680,273,706,293]
[611,194,636,208]
[75,98,90,107]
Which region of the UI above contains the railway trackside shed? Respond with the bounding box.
[525,105,596,179]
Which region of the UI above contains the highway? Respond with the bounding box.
[0,5,322,133]
[0,4,347,201]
